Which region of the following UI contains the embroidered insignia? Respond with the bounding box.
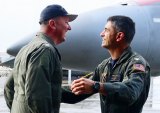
[134,57,139,60]
[110,74,121,82]
[133,64,145,72]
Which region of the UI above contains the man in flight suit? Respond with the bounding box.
[4,4,77,113]
[61,15,151,113]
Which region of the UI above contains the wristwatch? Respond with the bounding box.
[92,81,100,93]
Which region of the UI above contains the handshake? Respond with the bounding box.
[70,77,95,95]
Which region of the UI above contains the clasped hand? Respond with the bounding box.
[70,78,94,95]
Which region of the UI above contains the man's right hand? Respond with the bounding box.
[70,78,94,95]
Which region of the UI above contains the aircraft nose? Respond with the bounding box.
[7,46,18,57]
[7,34,34,56]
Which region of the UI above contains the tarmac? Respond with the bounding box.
[1,94,160,113]
[0,75,160,113]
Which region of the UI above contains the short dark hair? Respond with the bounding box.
[107,15,135,44]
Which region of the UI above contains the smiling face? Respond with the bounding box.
[53,16,71,44]
[100,21,118,49]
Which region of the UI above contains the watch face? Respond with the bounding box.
[93,82,100,93]
[95,82,100,89]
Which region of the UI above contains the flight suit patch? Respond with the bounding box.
[110,74,121,82]
[132,64,145,72]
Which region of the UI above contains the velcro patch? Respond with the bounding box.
[133,64,145,72]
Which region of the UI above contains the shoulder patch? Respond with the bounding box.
[133,64,145,72]
[132,64,145,72]
[134,57,140,61]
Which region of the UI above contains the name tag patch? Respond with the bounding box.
[110,74,121,82]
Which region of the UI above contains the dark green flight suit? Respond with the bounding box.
[62,47,151,113]
[4,32,63,113]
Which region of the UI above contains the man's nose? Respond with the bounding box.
[68,25,71,30]
[100,30,105,37]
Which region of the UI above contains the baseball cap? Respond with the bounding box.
[39,4,78,24]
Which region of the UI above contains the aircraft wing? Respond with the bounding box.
[0,57,15,68]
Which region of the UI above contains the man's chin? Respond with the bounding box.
[101,44,108,49]
[101,43,105,47]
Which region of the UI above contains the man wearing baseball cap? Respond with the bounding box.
[4,4,78,113]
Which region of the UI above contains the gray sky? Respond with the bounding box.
[0,0,121,52]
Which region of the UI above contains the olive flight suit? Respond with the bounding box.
[62,47,151,113]
[4,32,63,113]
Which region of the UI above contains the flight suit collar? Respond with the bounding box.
[36,32,61,61]
[36,32,56,47]
[109,46,133,65]
[106,47,133,82]
[118,46,133,63]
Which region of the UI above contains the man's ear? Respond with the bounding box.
[116,32,125,42]
[48,19,56,30]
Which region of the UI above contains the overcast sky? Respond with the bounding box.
[0,0,121,52]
